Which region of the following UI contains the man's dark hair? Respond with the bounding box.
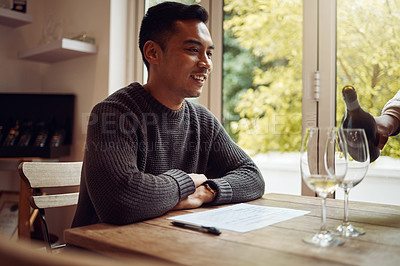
[139,1,209,71]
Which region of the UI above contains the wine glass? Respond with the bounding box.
[330,128,369,237]
[300,127,348,247]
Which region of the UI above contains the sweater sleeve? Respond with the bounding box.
[204,119,265,205]
[83,103,195,225]
[381,90,400,136]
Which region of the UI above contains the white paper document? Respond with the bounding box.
[169,203,309,233]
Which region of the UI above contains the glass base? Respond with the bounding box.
[303,232,344,247]
[330,223,366,237]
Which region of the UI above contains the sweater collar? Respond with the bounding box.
[132,83,186,119]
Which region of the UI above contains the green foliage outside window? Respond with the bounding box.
[223,0,400,158]
[223,0,303,155]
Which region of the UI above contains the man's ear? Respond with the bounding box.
[143,41,161,65]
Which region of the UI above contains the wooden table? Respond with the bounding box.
[64,193,400,265]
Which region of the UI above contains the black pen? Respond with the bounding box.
[171,221,221,235]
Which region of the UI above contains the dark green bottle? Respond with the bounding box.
[341,85,380,163]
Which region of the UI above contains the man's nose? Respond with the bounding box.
[198,56,212,70]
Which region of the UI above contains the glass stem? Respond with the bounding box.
[320,197,328,233]
[343,188,350,224]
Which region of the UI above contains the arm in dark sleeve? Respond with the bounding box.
[204,123,265,205]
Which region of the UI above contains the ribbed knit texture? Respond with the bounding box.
[72,83,265,227]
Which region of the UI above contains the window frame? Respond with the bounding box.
[302,0,337,195]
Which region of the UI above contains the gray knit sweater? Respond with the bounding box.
[72,83,264,227]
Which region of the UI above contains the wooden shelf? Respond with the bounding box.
[18,38,98,63]
[0,7,32,28]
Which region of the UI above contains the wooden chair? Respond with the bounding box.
[18,161,82,251]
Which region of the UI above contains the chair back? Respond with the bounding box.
[19,162,82,209]
[18,161,82,250]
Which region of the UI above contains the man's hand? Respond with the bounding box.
[188,173,207,187]
[375,115,400,149]
[172,185,214,210]
[172,173,213,210]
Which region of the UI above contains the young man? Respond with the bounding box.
[72,2,264,227]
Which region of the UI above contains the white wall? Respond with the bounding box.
[0,0,45,93]
[0,0,111,243]
[39,0,111,161]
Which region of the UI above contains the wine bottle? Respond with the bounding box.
[33,121,49,147]
[341,85,380,162]
[0,125,5,145]
[50,120,66,147]
[3,120,20,147]
[17,120,34,147]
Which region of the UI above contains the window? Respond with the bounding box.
[223,0,303,195]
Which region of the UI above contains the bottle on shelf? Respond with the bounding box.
[33,121,49,147]
[0,124,5,146]
[2,120,21,147]
[341,85,380,163]
[17,120,34,147]
[50,119,66,147]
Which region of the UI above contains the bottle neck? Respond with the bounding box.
[346,99,360,111]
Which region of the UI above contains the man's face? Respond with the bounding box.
[157,19,214,99]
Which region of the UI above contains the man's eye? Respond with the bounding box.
[186,48,199,53]
[207,52,213,58]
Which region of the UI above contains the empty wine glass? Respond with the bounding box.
[330,128,369,237]
[300,127,347,247]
